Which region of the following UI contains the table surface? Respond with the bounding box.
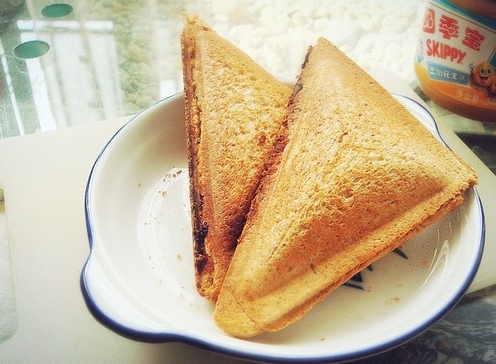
[0,0,495,363]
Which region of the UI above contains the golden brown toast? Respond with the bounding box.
[181,14,292,302]
[213,37,477,338]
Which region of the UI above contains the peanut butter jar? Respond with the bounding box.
[414,0,496,122]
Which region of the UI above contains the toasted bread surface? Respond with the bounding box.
[181,14,292,301]
[214,38,477,338]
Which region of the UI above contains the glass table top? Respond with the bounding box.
[0,0,198,138]
[0,0,494,173]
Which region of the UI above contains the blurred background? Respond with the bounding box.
[0,0,494,172]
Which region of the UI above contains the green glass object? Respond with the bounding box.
[41,3,73,18]
[13,40,50,59]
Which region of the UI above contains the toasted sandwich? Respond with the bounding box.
[181,14,292,302]
[213,37,477,338]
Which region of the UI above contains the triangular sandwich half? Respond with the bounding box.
[181,14,292,302]
[214,37,477,338]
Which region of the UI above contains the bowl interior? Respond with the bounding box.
[82,94,484,362]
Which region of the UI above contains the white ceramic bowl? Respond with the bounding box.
[81,93,484,363]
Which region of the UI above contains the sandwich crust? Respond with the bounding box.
[214,38,477,338]
[181,14,292,301]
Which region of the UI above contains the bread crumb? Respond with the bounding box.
[387,296,401,304]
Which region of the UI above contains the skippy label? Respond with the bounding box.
[415,0,496,105]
